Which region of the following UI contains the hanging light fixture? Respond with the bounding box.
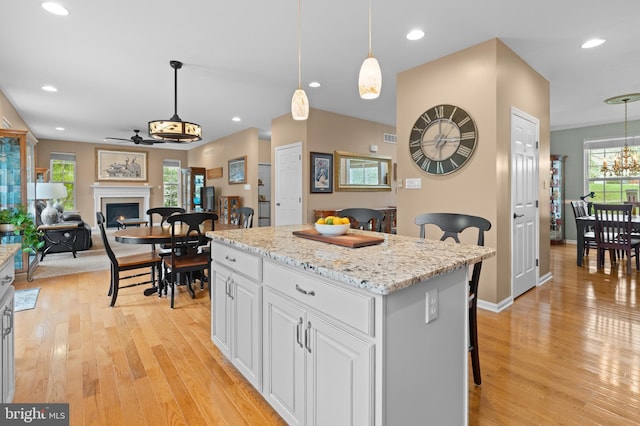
[358,0,382,99]
[600,93,640,176]
[291,0,309,120]
[149,60,202,142]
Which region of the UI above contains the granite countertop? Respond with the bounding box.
[207,225,496,295]
[0,244,20,266]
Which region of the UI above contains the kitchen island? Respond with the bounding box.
[207,225,496,425]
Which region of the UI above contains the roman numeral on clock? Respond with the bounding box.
[457,145,472,157]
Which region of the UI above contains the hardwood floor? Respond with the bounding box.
[12,244,640,425]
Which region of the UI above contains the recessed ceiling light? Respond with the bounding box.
[41,85,57,92]
[406,29,425,41]
[309,81,321,88]
[232,116,241,122]
[55,127,65,131]
[581,38,606,49]
[41,2,69,16]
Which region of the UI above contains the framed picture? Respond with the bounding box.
[310,152,333,193]
[96,148,148,182]
[228,156,247,184]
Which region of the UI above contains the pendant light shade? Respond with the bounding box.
[359,0,381,99]
[291,0,309,120]
[149,60,202,143]
[291,88,309,121]
[359,56,382,99]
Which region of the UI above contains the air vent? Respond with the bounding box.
[1,117,11,129]
[383,133,396,144]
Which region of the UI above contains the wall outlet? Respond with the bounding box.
[425,289,438,324]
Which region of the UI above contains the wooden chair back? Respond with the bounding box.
[340,208,385,232]
[233,207,254,228]
[146,207,186,227]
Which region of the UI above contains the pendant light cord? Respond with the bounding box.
[368,0,372,56]
[174,64,178,117]
[297,0,302,90]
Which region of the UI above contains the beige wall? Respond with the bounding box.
[258,139,271,164]
[187,128,260,212]
[36,140,188,226]
[396,38,549,306]
[271,108,397,224]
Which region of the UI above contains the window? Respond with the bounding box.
[163,160,181,207]
[584,136,640,203]
[50,152,76,211]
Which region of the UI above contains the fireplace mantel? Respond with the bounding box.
[92,184,151,223]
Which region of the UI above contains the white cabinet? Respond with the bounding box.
[262,263,374,426]
[0,257,15,403]
[211,243,262,389]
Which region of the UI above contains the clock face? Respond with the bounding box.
[409,104,478,175]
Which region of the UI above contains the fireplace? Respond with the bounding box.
[106,202,140,228]
[92,185,151,228]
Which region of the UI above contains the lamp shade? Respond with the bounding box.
[291,88,309,120]
[36,182,67,200]
[358,55,382,99]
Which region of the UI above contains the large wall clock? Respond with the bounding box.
[409,104,478,175]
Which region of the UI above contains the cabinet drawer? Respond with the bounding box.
[263,260,374,336]
[211,242,262,282]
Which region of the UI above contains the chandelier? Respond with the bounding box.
[601,94,640,176]
[148,60,202,143]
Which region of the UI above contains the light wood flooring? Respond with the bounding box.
[12,244,640,425]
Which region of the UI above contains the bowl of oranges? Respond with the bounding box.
[315,216,351,236]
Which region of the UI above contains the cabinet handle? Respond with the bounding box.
[0,275,11,285]
[295,284,315,296]
[228,278,234,299]
[224,255,236,262]
[296,318,304,348]
[305,321,312,353]
[3,306,12,338]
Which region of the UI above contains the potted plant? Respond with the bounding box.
[0,205,44,252]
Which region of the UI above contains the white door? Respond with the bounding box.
[275,142,302,225]
[511,109,539,299]
[306,313,373,426]
[263,289,306,426]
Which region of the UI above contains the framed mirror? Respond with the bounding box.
[334,151,392,191]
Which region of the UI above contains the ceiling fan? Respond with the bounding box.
[105,129,163,145]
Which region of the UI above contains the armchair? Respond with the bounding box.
[35,200,92,258]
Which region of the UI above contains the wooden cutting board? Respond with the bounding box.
[292,229,385,248]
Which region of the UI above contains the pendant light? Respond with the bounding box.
[291,0,309,120]
[149,60,202,143]
[358,0,382,99]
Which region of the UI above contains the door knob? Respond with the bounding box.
[513,213,524,219]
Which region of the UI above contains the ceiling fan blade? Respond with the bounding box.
[105,137,132,142]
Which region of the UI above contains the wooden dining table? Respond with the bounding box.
[114,221,241,245]
[114,221,242,296]
[575,215,640,266]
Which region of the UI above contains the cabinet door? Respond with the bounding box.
[263,289,306,426]
[0,287,15,403]
[306,313,373,426]
[211,268,232,357]
[231,273,262,389]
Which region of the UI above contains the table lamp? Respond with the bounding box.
[36,182,68,225]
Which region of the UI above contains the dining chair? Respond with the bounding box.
[570,200,597,258]
[593,203,640,274]
[415,212,492,386]
[96,212,162,307]
[233,207,254,228]
[162,212,218,308]
[340,208,385,232]
[146,207,186,251]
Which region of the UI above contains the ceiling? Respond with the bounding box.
[1,0,639,150]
